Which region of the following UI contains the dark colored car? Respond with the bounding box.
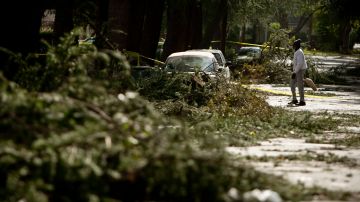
[235,46,262,65]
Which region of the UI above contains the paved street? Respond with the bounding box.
[228,81,360,197]
[310,55,360,70]
[249,84,360,114]
[240,51,360,196]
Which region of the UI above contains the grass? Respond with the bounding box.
[307,133,360,147]
[305,113,360,147]
[228,157,357,201]
[328,135,360,147]
[304,90,337,97]
[244,151,358,168]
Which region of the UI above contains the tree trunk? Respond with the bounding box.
[308,16,314,48]
[96,0,109,28]
[289,13,314,38]
[140,0,165,64]
[0,1,44,78]
[240,24,246,42]
[54,0,74,40]
[251,21,258,44]
[92,0,109,48]
[189,1,203,49]
[126,0,147,52]
[220,2,228,55]
[339,19,352,53]
[161,0,191,60]
[107,0,130,50]
[277,8,289,29]
[201,0,227,49]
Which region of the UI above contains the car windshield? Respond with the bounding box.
[237,47,260,56]
[212,53,223,66]
[165,56,214,72]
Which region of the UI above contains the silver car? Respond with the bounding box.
[164,51,229,81]
[185,49,231,81]
[164,51,217,74]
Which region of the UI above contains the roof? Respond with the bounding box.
[186,49,223,54]
[239,46,261,50]
[168,51,215,58]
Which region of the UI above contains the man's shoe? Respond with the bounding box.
[288,100,298,104]
[295,101,306,106]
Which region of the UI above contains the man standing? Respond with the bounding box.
[289,39,307,106]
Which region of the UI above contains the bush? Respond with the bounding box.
[11,28,133,93]
[0,61,238,201]
[137,70,219,107]
[2,69,313,201]
[0,27,345,202]
[0,28,269,202]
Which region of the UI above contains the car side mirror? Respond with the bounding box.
[225,60,232,66]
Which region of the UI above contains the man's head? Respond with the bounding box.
[293,39,301,50]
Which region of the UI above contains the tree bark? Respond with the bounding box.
[95,0,109,31]
[251,21,258,44]
[189,1,203,49]
[107,0,130,50]
[220,2,228,55]
[201,0,227,49]
[0,1,44,78]
[91,0,109,48]
[126,0,147,52]
[161,0,191,60]
[140,0,165,64]
[54,0,74,40]
[240,24,246,42]
[339,19,352,53]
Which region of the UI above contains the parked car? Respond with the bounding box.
[164,51,229,82]
[186,49,231,81]
[78,36,96,45]
[235,46,262,65]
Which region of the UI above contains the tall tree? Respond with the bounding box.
[288,0,324,37]
[126,0,147,52]
[162,0,192,60]
[201,0,228,48]
[327,0,359,53]
[54,0,75,40]
[140,0,165,63]
[314,0,359,52]
[0,0,44,78]
[107,0,130,50]
[220,0,228,54]
[188,0,203,49]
